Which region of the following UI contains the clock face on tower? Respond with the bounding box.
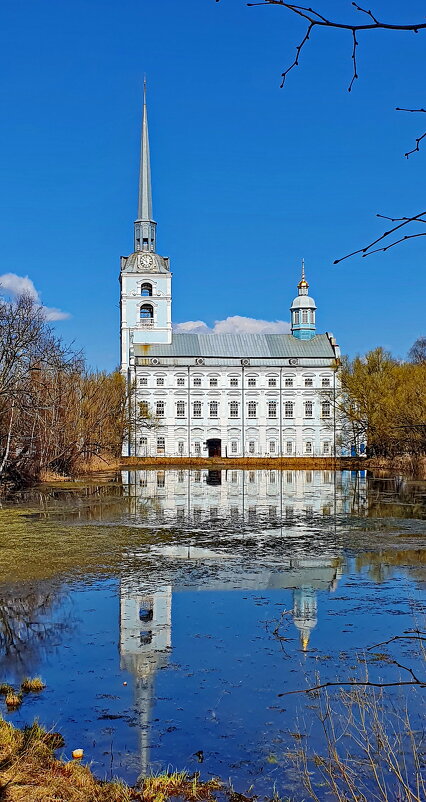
[138,253,154,271]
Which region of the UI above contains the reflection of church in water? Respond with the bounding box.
[121,467,367,521]
[119,469,367,776]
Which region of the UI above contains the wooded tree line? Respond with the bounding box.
[337,341,426,458]
[0,294,127,483]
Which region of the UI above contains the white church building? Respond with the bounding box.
[120,88,341,458]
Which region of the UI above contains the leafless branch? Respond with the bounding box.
[367,631,426,651]
[334,210,426,262]
[247,2,426,91]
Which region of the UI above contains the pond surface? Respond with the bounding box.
[0,469,425,797]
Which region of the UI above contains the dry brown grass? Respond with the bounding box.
[118,456,365,471]
[0,719,222,802]
[21,677,46,693]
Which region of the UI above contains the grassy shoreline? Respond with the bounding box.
[0,718,223,802]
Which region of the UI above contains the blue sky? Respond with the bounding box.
[0,0,424,369]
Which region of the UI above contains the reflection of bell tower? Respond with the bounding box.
[120,582,172,778]
[293,586,317,651]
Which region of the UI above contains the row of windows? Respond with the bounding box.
[145,469,334,484]
[140,400,332,418]
[293,310,315,324]
[140,375,332,388]
[152,438,331,455]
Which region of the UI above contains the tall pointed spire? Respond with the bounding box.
[134,79,156,253]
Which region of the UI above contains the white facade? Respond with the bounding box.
[125,359,339,457]
[120,90,341,458]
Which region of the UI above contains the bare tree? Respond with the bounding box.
[217,1,426,260]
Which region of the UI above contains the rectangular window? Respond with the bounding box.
[322,377,331,387]
[286,440,293,455]
[156,377,165,386]
[322,401,331,418]
[248,401,257,418]
[269,441,276,454]
[304,401,313,417]
[156,400,165,417]
[284,401,294,418]
[177,470,185,482]
[157,438,165,455]
[305,441,313,455]
[177,377,185,386]
[176,400,185,417]
[139,437,147,447]
[306,471,313,483]
[230,377,238,387]
[248,441,255,454]
[209,377,218,387]
[157,471,165,487]
[139,376,148,386]
[139,401,149,417]
[286,471,293,483]
[209,401,219,417]
[269,470,276,483]
[304,377,313,387]
[231,471,238,483]
[193,401,202,417]
[194,442,201,456]
[193,376,202,386]
[231,440,237,454]
[178,442,184,455]
[229,401,239,418]
[247,377,256,387]
[268,377,277,387]
[323,441,331,455]
[249,471,255,483]
[268,400,277,418]
[285,377,294,387]
[194,470,201,481]
[302,311,308,323]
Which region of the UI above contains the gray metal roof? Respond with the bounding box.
[134,333,336,359]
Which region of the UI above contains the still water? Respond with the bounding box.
[0,469,425,796]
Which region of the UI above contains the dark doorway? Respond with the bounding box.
[207,438,221,457]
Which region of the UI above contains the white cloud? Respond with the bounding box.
[174,315,291,335]
[0,273,70,321]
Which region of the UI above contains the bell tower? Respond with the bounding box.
[120,82,172,373]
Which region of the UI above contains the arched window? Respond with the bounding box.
[321,401,331,418]
[284,401,294,418]
[304,400,313,418]
[141,283,153,297]
[268,401,277,418]
[294,311,300,324]
[248,401,257,418]
[140,304,153,320]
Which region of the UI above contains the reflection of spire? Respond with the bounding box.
[120,582,172,778]
[293,586,317,651]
